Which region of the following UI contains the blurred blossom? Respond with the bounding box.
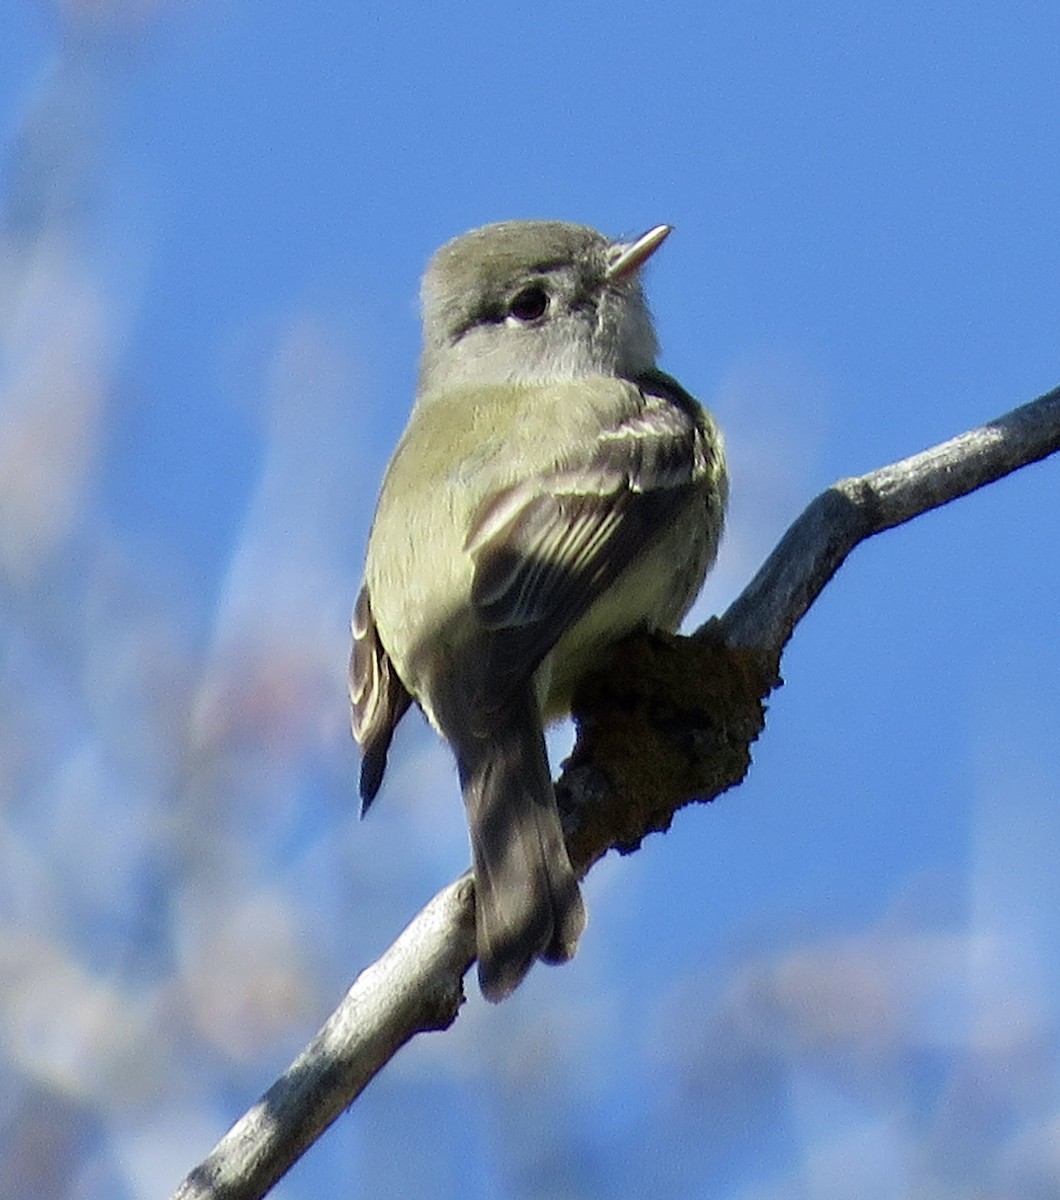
[0,1080,110,1200]
[175,312,368,960]
[191,316,365,763]
[0,236,108,583]
[0,31,116,588]
[80,543,196,786]
[176,887,318,1064]
[0,15,353,1198]
[0,928,170,1109]
[642,866,1060,1198]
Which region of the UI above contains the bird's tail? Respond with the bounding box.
[456,689,586,1002]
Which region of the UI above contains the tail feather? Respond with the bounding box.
[457,691,586,1002]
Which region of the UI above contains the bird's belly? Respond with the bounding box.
[538,506,715,719]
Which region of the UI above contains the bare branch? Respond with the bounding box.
[172,879,476,1200]
[721,383,1060,650]
[170,383,1060,1200]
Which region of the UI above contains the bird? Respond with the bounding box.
[350,220,727,1001]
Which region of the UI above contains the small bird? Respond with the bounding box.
[350,220,727,1001]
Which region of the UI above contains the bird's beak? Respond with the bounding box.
[605,224,673,281]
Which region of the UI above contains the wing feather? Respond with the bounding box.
[349,584,412,809]
[465,374,712,695]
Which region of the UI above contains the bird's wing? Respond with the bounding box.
[349,583,412,810]
[465,373,710,702]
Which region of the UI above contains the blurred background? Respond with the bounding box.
[2,2,1059,1197]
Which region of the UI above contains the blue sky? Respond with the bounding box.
[2,2,1059,1197]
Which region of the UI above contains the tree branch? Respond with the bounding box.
[721,383,1060,650]
[173,878,477,1200]
[170,383,1060,1200]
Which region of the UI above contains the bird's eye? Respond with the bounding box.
[507,285,549,323]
